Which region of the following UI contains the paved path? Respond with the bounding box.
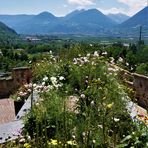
[0,120,23,143]
[0,92,39,144]
[0,99,15,124]
[127,101,148,120]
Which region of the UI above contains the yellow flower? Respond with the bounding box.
[24,143,31,148]
[107,102,114,109]
[67,140,77,145]
[48,139,58,145]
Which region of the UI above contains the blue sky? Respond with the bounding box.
[0,0,147,16]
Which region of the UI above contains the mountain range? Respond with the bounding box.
[0,9,117,35]
[0,7,147,36]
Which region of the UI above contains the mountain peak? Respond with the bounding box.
[119,6,148,28]
[65,9,85,19]
[85,9,102,14]
[87,8,99,12]
[36,11,56,19]
[64,8,116,30]
[74,8,106,18]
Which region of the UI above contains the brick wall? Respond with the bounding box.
[0,67,31,99]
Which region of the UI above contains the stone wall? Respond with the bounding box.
[133,73,148,110]
[12,67,32,90]
[0,79,14,98]
[121,70,148,110]
[0,67,31,99]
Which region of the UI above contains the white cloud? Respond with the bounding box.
[117,0,147,16]
[68,0,95,6]
[118,0,146,7]
[98,0,147,16]
[98,7,126,15]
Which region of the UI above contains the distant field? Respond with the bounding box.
[55,34,148,45]
[21,34,148,46]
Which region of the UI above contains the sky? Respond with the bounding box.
[0,0,147,16]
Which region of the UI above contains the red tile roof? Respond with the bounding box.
[0,99,15,124]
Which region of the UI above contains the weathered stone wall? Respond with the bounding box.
[133,73,148,110]
[12,67,32,90]
[0,67,31,99]
[121,70,148,110]
[0,79,14,98]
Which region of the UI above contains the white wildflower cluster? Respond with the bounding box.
[92,51,101,65]
[102,51,108,56]
[16,83,32,101]
[108,67,117,72]
[43,76,48,81]
[93,50,108,57]
[87,53,91,57]
[98,124,103,129]
[131,67,134,70]
[126,62,129,66]
[50,55,56,62]
[50,76,65,88]
[72,50,109,66]
[44,50,57,63]
[59,76,65,81]
[80,94,85,99]
[108,65,119,73]
[49,50,52,55]
[113,117,120,122]
[18,91,28,98]
[110,57,115,64]
[93,51,99,57]
[50,76,57,85]
[118,57,124,63]
[73,56,89,66]
[33,76,65,93]
[42,76,48,86]
[34,84,53,93]
[91,100,95,106]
